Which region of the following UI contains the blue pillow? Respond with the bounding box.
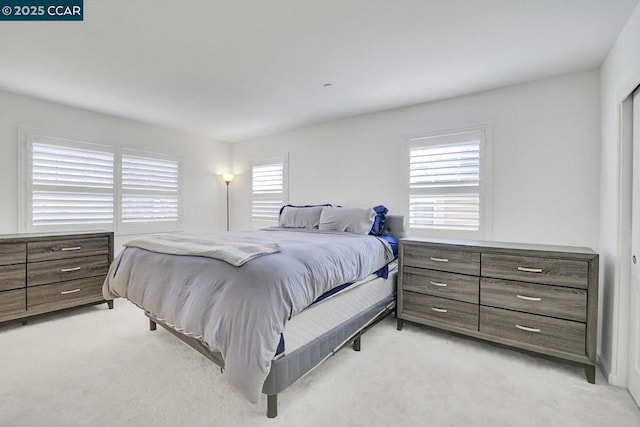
[379,234,398,258]
[369,205,388,236]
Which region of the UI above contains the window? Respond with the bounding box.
[408,128,490,238]
[27,135,114,231]
[121,151,180,231]
[21,132,181,233]
[251,156,288,228]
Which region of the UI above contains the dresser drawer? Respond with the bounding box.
[401,292,478,331]
[480,278,586,322]
[402,244,480,276]
[403,267,479,303]
[27,255,109,287]
[0,264,26,292]
[27,237,109,262]
[0,243,26,266]
[481,253,588,289]
[0,289,26,321]
[479,306,585,355]
[27,276,105,314]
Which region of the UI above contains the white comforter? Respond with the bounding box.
[103,229,393,403]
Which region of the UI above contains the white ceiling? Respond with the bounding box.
[0,0,638,142]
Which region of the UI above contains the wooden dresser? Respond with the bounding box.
[396,237,598,383]
[0,231,113,325]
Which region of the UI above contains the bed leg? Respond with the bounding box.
[353,336,361,352]
[149,319,157,331]
[397,319,404,331]
[267,394,277,418]
[107,300,114,309]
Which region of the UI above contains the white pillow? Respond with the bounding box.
[318,207,376,235]
[279,206,324,229]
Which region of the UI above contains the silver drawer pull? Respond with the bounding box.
[516,294,542,302]
[430,281,448,287]
[517,267,543,273]
[515,324,540,333]
[430,257,449,263]
[60,288,81,295]
[61,246,82,251]
[431,307,448,313]
[60,267,81,272]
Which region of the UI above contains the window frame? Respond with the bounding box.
[250,154,289,229]
[19,130,183,234]
[406,126,492,240]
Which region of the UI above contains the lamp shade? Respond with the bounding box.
[222,173,234,184]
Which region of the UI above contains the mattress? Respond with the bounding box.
[283,260,398,354]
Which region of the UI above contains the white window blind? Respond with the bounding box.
[22,132,182,233]
[409,130,484,232]
[251,157,287,226]
[121,153,180,226]
[30,139,114,228]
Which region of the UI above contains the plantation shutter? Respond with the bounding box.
[409,130,483,231]
[121,152,180,227]
[251,158,287,226]
[30,138,114,229]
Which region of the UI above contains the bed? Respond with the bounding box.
[102,206,404,418]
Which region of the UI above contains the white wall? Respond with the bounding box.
[0,90,232,250]
[232,70,601,250]
[599,2,640,385]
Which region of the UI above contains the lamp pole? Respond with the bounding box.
[226,181,230,232]
[222,174,233,231]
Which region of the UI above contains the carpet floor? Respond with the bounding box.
[1,301,639,427]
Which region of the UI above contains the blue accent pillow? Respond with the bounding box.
[379,234,398,258]
[369,205,388,236]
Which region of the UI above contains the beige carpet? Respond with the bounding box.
[0,301,639,427]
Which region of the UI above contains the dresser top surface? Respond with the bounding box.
[400,237,597,258]
[0,231,113,243]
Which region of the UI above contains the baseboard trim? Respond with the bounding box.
[598,356,614,384]
[599,351,627,386]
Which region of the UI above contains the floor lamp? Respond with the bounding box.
[222,174,234,231]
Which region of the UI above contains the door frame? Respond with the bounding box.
[625,88,640,404]
[618,77,640,396]
[618,93,634,387]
